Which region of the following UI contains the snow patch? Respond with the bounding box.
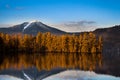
[22,20,39,31]
[22,20,51,32]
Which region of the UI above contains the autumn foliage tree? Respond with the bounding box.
[0,32,102,53]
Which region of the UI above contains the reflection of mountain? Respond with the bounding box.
[0,68,120,80]
[43,70,120,80]
[0,67,66,80]
[0,75,22,80]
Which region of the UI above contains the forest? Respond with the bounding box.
[0,32,102,54]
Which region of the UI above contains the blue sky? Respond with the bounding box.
[0,0,120,31]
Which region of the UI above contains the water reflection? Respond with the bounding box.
[0,53,102,71]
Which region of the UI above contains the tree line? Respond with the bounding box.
[0,32,102,54]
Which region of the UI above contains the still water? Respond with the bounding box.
[0,52,120,77]
[0,53,102,71]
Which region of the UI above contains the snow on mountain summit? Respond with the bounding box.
[23,20,39,31]
[22,20,51,32]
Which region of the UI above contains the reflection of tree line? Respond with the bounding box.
[0,53,102,71]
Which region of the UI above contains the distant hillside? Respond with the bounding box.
[93,25,120,55]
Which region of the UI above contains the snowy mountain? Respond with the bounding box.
[0,20,66,35]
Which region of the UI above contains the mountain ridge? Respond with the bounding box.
[0,21,119,36]
[0,21,66,35]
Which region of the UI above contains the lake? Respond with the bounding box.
[0,52,120,79]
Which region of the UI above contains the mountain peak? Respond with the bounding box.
[29,20,39,23]
[23,20,41,31]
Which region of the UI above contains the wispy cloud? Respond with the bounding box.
[5,4,24,10]
[5,4,10,9]
[62,21,96,28]
[15,7,24,10]
[50,20,97,32]
[0,24,13,28]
